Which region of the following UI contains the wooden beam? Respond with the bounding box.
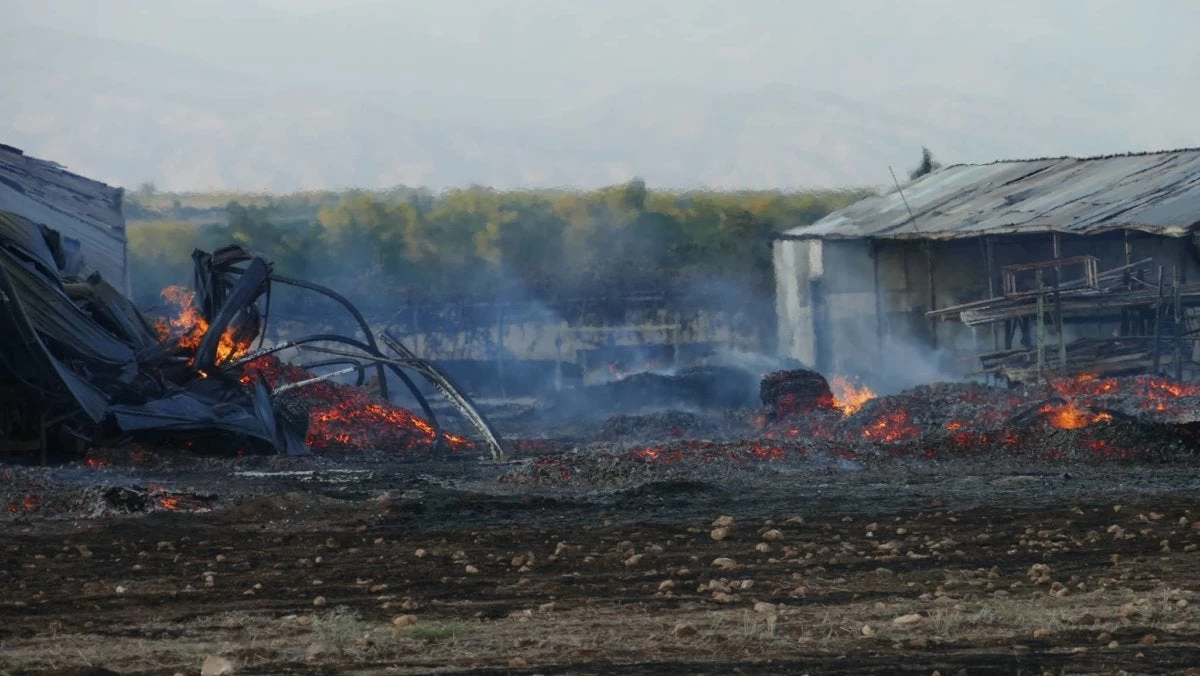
[985,236,998,351]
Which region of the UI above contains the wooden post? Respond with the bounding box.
[1175,266,1184,381]
[1152,266,1165,374]
[925,241,937,349]
[1052,234,1066,373]
[985,236,998,351]
[1053,272,1066,374]
[1036,269,1045,382]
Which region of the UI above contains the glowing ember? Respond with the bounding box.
[1051,373,1119,398]
[630,440,801,466]
[240,355,473,453]
[6,494,40,515]
[1144,377,1200,398]
[861,410,919,443]
[830,375,876,416]
[1039,401,1113,430]
[155,285,253,365]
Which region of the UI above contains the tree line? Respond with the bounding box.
[126,180,873,308]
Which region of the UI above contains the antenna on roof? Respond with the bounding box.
[889,166,920,233]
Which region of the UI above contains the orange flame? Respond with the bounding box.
[1051,372,1118,398]
[1039,401,1112,430]
[155,285,253,365]
[861,410,919,443]
[830,375,876,416]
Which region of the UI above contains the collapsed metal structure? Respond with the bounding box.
[0,210,505,461]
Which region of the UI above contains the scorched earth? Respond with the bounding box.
[5,372,1200,675]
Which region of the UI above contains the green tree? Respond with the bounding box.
[127,220,200,304]
[316,192,416,278]
[226,201,318,277]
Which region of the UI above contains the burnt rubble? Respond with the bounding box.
[539,365,761,422]
[0,211,503,461]
[501,372,1200,487]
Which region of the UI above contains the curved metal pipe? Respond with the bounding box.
[297,358,368,387]
[222,333,442,452]
[268,274,388,400]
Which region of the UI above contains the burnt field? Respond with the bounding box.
[7,372,1200,675]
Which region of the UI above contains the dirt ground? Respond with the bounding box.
[6,456,1200,675]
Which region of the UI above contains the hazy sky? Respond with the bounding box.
[3,0,1198,191]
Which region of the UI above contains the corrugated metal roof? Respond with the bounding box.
[0,145,128,292]
[780,148,1200,241]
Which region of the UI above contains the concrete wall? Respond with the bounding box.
[773,238,817,365]
[271,295,772,384]
[774,231,1200,388]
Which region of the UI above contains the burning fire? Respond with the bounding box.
[1039,401,1113,430]
[240,356,473,453]
[155,285,253,365]
[830,375,875,416]
[1051,373,1119,398]
[861,409,919,443]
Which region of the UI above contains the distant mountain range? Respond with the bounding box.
[3,1,1194,192]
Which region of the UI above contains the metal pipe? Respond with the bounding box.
[222,333,442,452]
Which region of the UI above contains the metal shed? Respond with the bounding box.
[773,149,1200,389]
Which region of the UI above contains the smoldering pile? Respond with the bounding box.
[597,410,757,441]
[764,373,1200,463]
[542,366,761,421]
[240,355,473,454]
[0,212,502,462]
[503,370,1200,487]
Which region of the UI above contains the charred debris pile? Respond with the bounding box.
[506,369,1200,486]
[4,208,1200,478]
[0,212,502,462]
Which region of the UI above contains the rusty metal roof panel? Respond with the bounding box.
[781,149,1200,241]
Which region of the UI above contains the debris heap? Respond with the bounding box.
[0,212,500,460]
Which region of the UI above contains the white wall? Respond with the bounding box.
[773,238,817,364]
